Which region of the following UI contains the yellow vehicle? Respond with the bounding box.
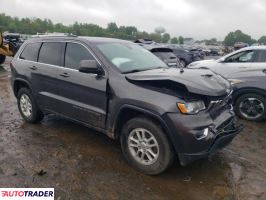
[0,31,18,65]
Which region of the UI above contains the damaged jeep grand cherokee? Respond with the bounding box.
[11,36,243,175]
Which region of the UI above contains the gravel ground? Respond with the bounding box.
[0,58,265,200]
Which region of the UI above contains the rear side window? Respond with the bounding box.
[153,52,177,60]
[65,43,94,70]
[173,49,185,54]
[255,50,266,62]
[38,42,64,66]
[20,43,41,62]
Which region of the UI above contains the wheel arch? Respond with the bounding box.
[233,87,266,104]
[112,105,173,142]
[13,78,32,97]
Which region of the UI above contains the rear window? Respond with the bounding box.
[255,50,266,62]
[38,42,64,66]
[173,49,185,54]
[20,43,41,62]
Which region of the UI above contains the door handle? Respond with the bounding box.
[60,72,70,78]
[29,66,37,70]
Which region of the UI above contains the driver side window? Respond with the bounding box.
[65,42,94,70]
[225,50,255,63]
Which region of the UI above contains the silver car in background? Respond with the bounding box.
[189,46,266,121]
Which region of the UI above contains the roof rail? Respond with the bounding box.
[32,32,77,38]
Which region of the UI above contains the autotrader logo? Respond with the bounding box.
[0,188,54,199]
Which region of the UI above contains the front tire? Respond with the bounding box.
[120,117,174,175]
[235,93,266,121]
[17,87,44,123]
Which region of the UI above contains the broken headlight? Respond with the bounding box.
[177,101,206,114]
[228,79,244,85]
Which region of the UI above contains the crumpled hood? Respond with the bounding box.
[125,68,231,97]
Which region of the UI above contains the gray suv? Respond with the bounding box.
[11,36,242,174]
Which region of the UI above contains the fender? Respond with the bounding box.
[113,104,164,130]
[233,87,266,103]
[109,104,182,154]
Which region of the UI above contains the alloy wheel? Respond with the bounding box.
[239,97,264,120]
[20,94,32,118]
[127,128,159,165]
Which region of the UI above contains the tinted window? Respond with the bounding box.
[153,52,177,60]
[20,43,41,62]
[38,42,64,66]
[255,50,266,62]
[225,50,255,63]
[173,49,186,54]
[65,43,94,70]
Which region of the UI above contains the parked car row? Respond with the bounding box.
[0,32,23,65]
[11,36,243,175]
[135,40,205,67]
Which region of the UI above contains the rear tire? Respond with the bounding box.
[17,87,44,123]
[235,93,266,121]
[120,117,174,175]
[0,55,6,65]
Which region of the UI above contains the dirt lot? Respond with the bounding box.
[0,58,265,200]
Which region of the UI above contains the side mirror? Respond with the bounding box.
[78,60,103,75]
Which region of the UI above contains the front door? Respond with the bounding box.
[215,50,257,76]
[56,42,107,129]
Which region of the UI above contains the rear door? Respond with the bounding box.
[253,50,266,71]
[56,42,108,129]
[33,42,65,112]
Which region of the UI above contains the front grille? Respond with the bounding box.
[208,91,233,119]
[216,117,235,135]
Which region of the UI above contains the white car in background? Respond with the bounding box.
[188,46,266,77]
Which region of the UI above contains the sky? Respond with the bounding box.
[1,0,266,40]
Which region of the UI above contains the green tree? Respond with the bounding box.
[179,36,184,44]
[107,22,119,33]
[162,33,170,43]
[170,37,179,44]
[258,36,266,44]
[224,30,254,46]
[149,33,162,43]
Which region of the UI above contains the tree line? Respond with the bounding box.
[0,13,266,46]
[224,30,266,46]
[0,13,184,44]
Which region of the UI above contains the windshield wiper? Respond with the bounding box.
[123,66,167,74]
[153,66,167,69]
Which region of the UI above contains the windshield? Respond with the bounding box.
[97,43,168,73]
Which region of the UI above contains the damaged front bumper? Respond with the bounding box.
[178,121,243,166]
[163,109,244,166]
